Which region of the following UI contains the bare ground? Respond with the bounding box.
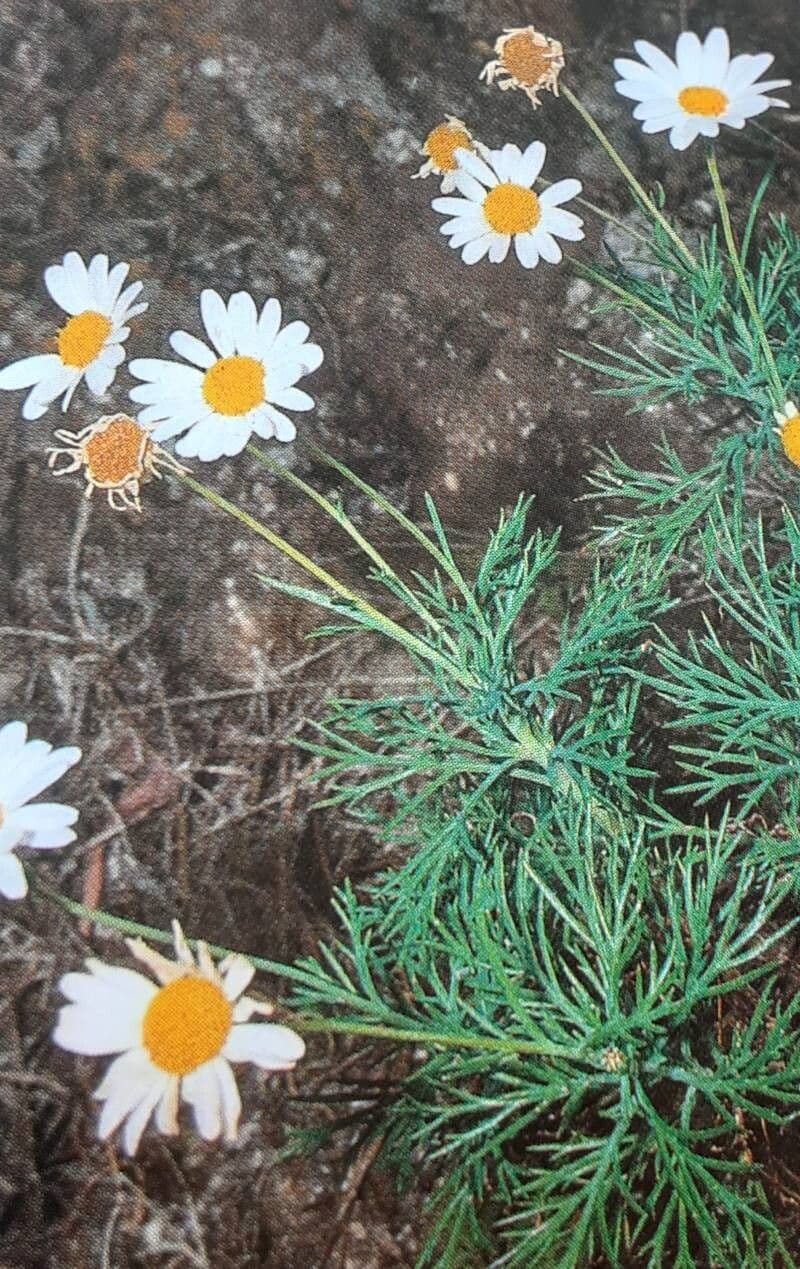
[1,0,799,1265]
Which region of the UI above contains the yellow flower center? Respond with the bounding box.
[424,123,472,172]
[201,355,265,416]
[57,311,112,369]
[483,183,541,235]
[678,86,728,118]
[501,32,552,86]
[84,416,147,486]
[142,975,232,1075]
[780,413,800,468]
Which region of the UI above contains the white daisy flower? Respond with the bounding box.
[128,289,324,462]
[0,252,147,420]
[614,27,790,152]
[432,141,584,269]
[412,116,490,194]
[53,920,306,1156]
[774,400,800,468]
[0,721,81,900]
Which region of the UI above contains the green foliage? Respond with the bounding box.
[289,810,800,1267]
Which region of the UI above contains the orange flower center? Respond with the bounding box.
[780,413,800,468]
[678,86,728,118]
[424,123,472,172]
[202,355,265,416]
[57,311,112,368]
[84,416,147,485]
[483,183,541,235]
[501,32,552,86]
[142,976,232,1075]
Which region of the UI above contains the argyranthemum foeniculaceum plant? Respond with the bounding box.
[4,11,800,1269]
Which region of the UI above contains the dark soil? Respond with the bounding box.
[1,0,799,1265]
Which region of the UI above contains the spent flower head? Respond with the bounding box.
[432,141,583,268]
[129,289,323,461]
[0,252,147,419]
[412,116,489,193]
[480,26,564,106]
[614,27,790,151]
[53,920,305,1155]
[47,413,187,512]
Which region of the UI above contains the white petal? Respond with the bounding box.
[633,96,682,121]
[451,170,489,203]
[169,330,216,368]
[182,1062,223,1140]
[461,235,492,264]
[105,261,130,307]
[269,386,314,412]
[669,117,703,150]
[263,404,296,442]
[154,1078,180,1135]
[122,1080,168,1155]
[516,141,546,187]
[701,27,730,83]
[129,358,204,390]
[539,179,582,209]
[219,955,255,1002]
[433,195,480,217]
[1,744,81,807]
[223,1022,305,1069]
[200,289,236,358]
[269,321,310,361]
[542,207,584,241]
[455,149,498,188]
[0,354,62,391]
[85,359,116,396]
[724,53,773,94]
[250,405,275,441]
[113,281,145,324]
[6,801,77,849]
[0,722,28,761]
[514,233,540,269]
[61,252,92,310]
[87,254,110,310]
[0,852,27,899]
[674,31,703,78]
[215,1058,242,1141]
[43,265,83,315]
[632,40,681,85]
[257,298,282,346]
[533,230,563,265]
[148,403,211,440]
[487,233,510,264]
[228,291,259,355]
[613,56,668,86]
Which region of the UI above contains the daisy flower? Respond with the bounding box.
[774,400,800,467]
[53,920,306,1156]
[480,26,565,106]
[0,720,81,900]
[128,289,324,461]
[0,252,147,420]
[412,116,490,193]
[614,27,790,152]
[432,141,583,268]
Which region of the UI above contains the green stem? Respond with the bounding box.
[567,258,689,344]
[560,82,697,270]
[246,442,461,658]
[38,885,576,1061]
[706,147,784,406]
[176,470,478,691]
[306,443,494,640]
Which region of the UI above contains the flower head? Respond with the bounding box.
[432,141,583,268]
[614,27,790,151]
[480,27,564,106]
[128,290,323,462]
[0,721,80,900]
[774,400,800,467]
[47,413,187,512]
[412,116,489,193]
[0,252,147,420]
[54,920,306,1155]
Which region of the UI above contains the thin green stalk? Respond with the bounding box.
[567,258,690,345]
[706,147,784,406]
[176,470,478,691]
[305,443,494,641]
[560,82,697,270]
[246,441,461,658]
[38,885,577,1060]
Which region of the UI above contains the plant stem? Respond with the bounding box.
[38,884,576,1061]
[175,470,478,691]
[706,147,784,406]
[560,82,697,270]
[246,442,461,658]
[567,258,689,344]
